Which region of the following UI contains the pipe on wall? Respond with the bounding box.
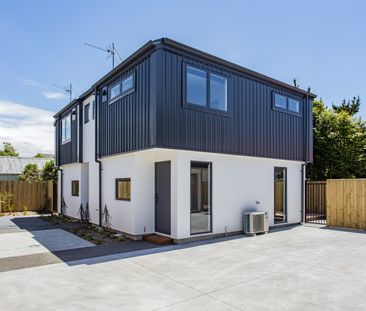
[94,87,102,226]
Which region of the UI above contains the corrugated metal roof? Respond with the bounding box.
[0,157,51,175]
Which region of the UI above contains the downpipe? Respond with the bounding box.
[301,163,306,223]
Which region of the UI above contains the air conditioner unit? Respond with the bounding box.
[243,212,269,234]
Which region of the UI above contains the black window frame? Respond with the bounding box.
[71,180,79,197]
[108,73,135,105]
[274,167,287,224]
[190,161,213,235]
[272,91,302,116]
[183,64,231,117]
[84,103,90,124]
[61,113,72,144]
[115,178,131,201]
[92,100,96,120]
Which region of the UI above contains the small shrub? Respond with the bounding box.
[23,205,28,215]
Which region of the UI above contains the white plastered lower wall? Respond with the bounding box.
[98,148,303,240]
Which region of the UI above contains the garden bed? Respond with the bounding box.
[41,215,127,245]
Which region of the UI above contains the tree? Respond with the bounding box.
[332,96,360,116]
[34,153,45,158]
[41,160,58,181]
[307,99,366,180]
[19,163,41,182]
[0,142,18,156]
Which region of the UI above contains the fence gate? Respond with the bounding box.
[305,181,326,224]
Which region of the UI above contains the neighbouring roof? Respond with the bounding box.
[54,37,317,118]
[0,156,52,175]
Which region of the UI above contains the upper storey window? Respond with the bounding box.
[186,65,228,112]
[61,114,71,143]
[273,92,300,114]
[109,73,135,103]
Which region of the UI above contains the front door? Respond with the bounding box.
[155,161,171,235]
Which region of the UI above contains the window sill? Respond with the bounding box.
[183,102,232,118]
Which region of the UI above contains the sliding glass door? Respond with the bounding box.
[190,162,212,234]
[274,167,287,224]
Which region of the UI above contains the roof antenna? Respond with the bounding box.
[293,78,299,88]
[53,83,72,102]
[84,42,122,69]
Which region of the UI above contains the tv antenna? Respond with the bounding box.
[84,42,122,69]
[53,83,73,102]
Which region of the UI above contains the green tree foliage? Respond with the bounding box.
[19,163,41,182]
[41,160,58,181]
[307,99,366,180]
[0,142,19,156]
[34,153,45,158]
[332,96,360,115]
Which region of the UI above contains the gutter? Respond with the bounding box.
[58,168,63,214]
[94,87,102,226]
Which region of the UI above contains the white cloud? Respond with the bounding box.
[0,100,54,157]
[42,91,66,100]
[18,77,43,88]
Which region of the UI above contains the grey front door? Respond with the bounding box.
[155,161,171,235]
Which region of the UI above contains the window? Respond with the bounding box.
[274,94,287,109]
[110,83,121,100]
[92,100,96,119]
[273,92,301,114]
[61,114,71,143]
[121,75,134,94]
[187,66,207,107]
[71,180,79,196]
[186,65,228,112]
[274,167,287,224]
[190,162,212,234]
[109,74,135,103]
[210,73,227,111]
[116,178,131,201]
[288,98,300,113]
[84,104,90,124]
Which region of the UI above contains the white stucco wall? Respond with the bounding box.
[59,147,303,240]
[59,162,88,219]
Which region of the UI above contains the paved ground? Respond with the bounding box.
[0,216,160,272]
[0,220,365,311]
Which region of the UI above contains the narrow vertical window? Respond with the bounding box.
[274,167,287,224]
[61,114,71,143]
[210,73,227,111]
[84,104,90,124]
[186,66,207,107]
[72,180,79,196]
[92,100,96,119]
[190,162,212,234]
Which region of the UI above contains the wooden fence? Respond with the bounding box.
[0,180,56,213]
[326,179,366,230]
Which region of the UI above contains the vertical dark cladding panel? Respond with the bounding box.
[156,49,307,161]
[99,56,152,157]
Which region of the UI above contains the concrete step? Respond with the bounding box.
[144,234,173,245]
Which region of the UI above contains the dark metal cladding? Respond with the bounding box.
[98,55,152,157]
[155,49,311,162]
[54,38,314,164]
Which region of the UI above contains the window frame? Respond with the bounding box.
[190,161,213,235]
[61,113,72,144]
[115,178,131,201]
[108,73,135,105]
[183,64,231,117]
[84,103,90,124]
[71,180,79,197]
[272,91,302,116]
[92,100,96,120]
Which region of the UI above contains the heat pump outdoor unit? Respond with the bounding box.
[243,212,269,234]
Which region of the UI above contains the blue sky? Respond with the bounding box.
[0,0,365,155]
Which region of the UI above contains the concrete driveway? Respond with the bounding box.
[0,223,365,310]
